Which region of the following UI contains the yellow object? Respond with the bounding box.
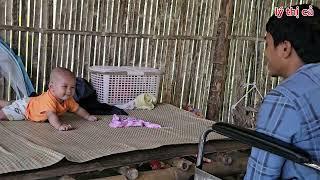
[134,93,157,110]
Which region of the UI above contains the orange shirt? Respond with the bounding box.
[25,90,79,122]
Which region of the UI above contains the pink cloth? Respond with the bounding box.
[109,114,161,128]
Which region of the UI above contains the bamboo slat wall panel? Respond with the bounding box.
[0,0,319,120]
[221,0,320,123]
[0,0,221,111]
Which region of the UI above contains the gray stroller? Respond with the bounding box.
[195,122,320,180]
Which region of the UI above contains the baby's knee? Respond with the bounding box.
[0,100,10,108]
[0,110,8,121]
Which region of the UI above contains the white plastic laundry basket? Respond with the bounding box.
[89,66,162,105]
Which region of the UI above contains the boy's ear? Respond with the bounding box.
[48,81,53,89]
[281,40,292,58]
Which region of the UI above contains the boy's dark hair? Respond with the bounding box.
[266,4,320,64]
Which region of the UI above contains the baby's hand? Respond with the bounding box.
[58,124,73,131]
[86,115,97,121]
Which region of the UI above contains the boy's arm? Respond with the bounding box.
[244,94,300,180]
[75,106,97,121]
[47,111,72,131]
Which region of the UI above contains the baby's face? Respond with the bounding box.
[50,75,76,101]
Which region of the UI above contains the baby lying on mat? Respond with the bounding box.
[0,67,97,131]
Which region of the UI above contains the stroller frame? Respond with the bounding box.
[195,122,320,179]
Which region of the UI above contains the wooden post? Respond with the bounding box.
[206,0,233,121]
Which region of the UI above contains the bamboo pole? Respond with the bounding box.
[70,0,78,72]
[132,0,141,66]
[65,0,74,68]
[221,0,237,122]
[35,0,43,92]
[75,0,84,77]
[40,0,49,92]
[108,0,115,66]
[80,0,89,78]
[200,0,215,113]
[102,0,109,67]
[84,0,95,79]
[145,0,157,67]
[17,0,22,56]
[194,0,207,109]
[159,2,169,102]
[115,0,121,67]
[178,0,191,108]
[50,0,57,71]
[206,0,233,121]
[93,0,101,67]
[6,0,12,99]
[182,0,194,106]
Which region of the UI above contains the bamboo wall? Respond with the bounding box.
[221,0,320,124]
[0,0,319,123]
[0,0,221,112]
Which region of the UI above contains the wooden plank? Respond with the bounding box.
[0,141,249,180]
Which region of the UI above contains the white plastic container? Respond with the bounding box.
[89,66,162,105]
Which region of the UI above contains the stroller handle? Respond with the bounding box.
[196,122,320,172]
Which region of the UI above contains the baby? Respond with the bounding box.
[0,67,97,131]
